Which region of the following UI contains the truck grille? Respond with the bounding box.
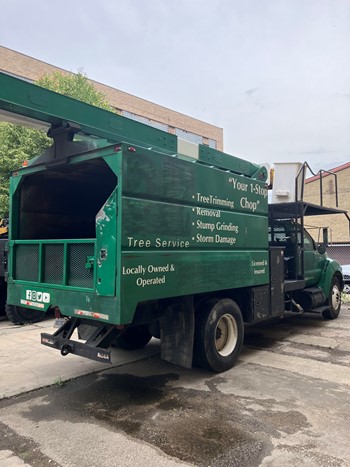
[13,240,95,289]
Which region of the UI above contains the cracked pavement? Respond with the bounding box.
[0,303,350,466]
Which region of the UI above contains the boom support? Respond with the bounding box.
[0,72,266,179]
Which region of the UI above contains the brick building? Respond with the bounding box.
[304,162,350,264]
[0,46,223,150]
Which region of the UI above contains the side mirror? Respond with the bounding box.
[317,244,326,254]
[322,227,329,246]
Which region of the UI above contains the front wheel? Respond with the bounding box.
[5,304,45,325]
[323,277,342,320]
[194,298,244,372]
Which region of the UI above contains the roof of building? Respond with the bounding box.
[0,46,223,149]
[306,161,350,184]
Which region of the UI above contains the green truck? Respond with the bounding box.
[0,72,347,372]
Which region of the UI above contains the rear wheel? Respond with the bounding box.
[194,298,244,372]
[5,304,44,325]
[323,277,342,320]
[113,325,152,350]
[0,278,7,317]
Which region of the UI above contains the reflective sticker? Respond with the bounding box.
[97,352,110,360]
[41,337,55,345]
[21,300,45,309]
[74,309,109,320]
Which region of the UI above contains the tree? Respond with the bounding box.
[0,71,113,217]
[36,70,113,111]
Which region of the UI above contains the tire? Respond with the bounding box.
[0,278,7,317]
[5,303,44,325]
[322,277,342,320]
[113,325,152,350]
[194,298,244,372]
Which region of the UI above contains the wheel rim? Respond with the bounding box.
[215,314,238,357]
[331,284,341,309]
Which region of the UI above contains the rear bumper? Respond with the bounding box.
[41,317,119,363]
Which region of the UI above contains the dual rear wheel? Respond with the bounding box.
[5,304,44,325]
[193,298,244,372]
[116,298,244,373]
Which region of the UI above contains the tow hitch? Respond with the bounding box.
[41,317,119,363]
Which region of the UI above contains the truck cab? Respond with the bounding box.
[269,219,327,285]
[269,184,346,320]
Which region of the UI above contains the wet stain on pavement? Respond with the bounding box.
[17,370,313,467]
[0,421,60,467]
[244,332,284,349]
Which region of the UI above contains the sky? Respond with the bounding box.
[1,0,349,172]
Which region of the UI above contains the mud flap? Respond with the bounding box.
[159,296,194,368]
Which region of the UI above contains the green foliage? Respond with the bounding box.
[0,71,113,217]
[54,376,65,386]
[0,123,51,216]
[36,70,114,112]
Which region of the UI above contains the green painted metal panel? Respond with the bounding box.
[95,189,117,296]
[6,142,270,324]
[121,147,268,219]
[317,258,342,296]
[117,146,269,323]
[0,72,177,152]
[3,73,273,326]
[198,145,266,179]
[122,198,268,250]
[0,73,269,180]
[10,239,96,288]
[7,283,118,324]
[120,250,269,323]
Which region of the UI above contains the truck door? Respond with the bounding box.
[303,228,325,286]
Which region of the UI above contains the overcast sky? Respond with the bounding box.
[1,0,349,171]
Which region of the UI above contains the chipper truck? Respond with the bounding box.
[0,72,347,372]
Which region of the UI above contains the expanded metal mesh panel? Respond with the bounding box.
[68,243,94,288]
[15,244,39,281]
[13,241,95,289]
[43,244,64,284]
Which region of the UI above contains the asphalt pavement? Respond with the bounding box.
[1,302,350,466]
[0,318,160,399]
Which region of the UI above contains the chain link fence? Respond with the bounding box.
[326,244,350,266]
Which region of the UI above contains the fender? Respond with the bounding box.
[317,258,343,295]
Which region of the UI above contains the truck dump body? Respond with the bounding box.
[8,141,269,326]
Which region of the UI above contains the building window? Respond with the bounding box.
[122,110,218,149]
[122,110,168,131]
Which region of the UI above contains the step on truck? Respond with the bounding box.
[0,72,348,372]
